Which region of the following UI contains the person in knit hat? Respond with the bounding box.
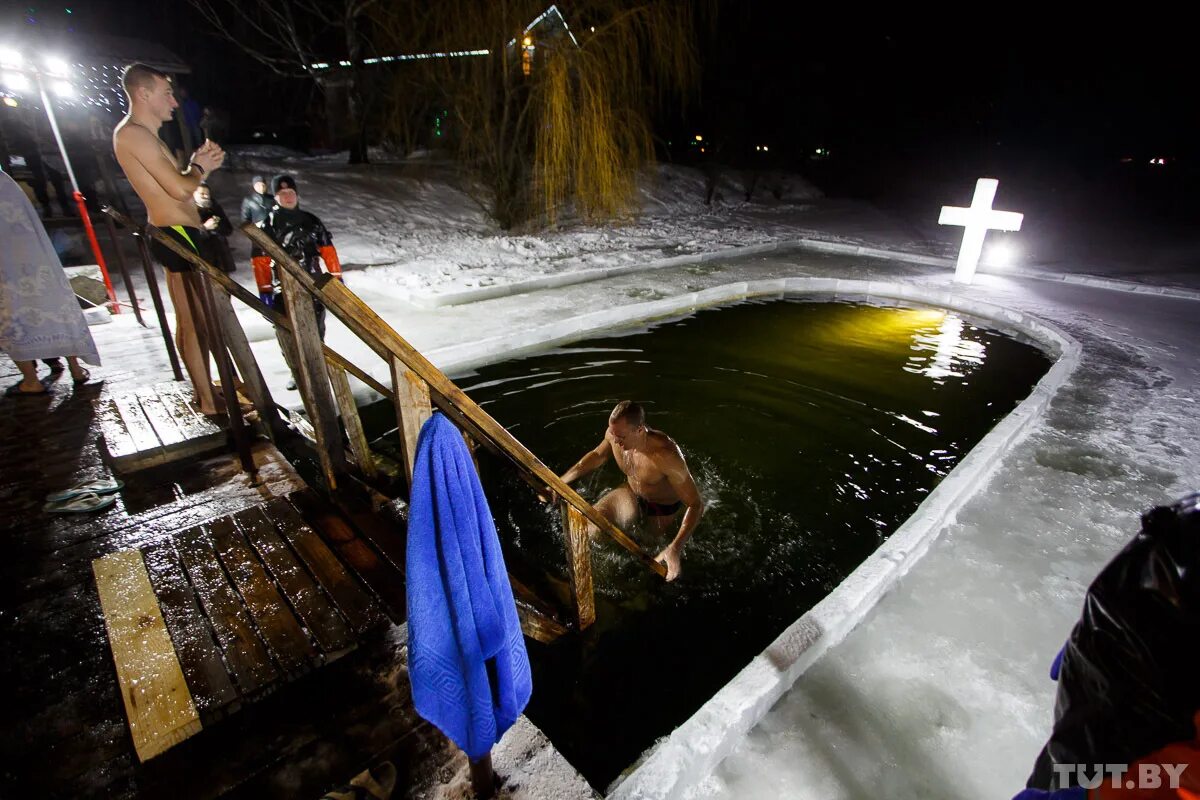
[253,174,343,390]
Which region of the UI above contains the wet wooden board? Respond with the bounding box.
[289,491,408,622]
[112,392,164,462]
[234,506,355,657]
[96,398,138,461]
[135,387,187,448]
[339,502,407,578]
[177,526,280,696]
[142,541,240,724]
[100,384,225,473]
[92,549,202,762]
[207,517,319,676]
[156,382,223,442]
[264,497,384,635]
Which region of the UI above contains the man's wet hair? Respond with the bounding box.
[121,63,170,100]
[610,400,645,428]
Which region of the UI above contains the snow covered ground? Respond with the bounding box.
[107,149,1198,798]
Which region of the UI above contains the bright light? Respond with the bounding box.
[2,96,16,107]
[522,36,532,47]
[694,134,703,142]
[0,47,21,69]
[938,178,1023,285]
[2,71,29,92]
[53,80,73,98]
[984,241,1017,268]
[763,145,769,152]
[44,56,69,77]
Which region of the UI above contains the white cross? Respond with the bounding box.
[938,178,1023,284]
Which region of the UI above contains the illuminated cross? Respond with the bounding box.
[938,178,1023,284]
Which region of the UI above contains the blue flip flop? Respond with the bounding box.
[46,478,125,503]
[43,491,117,514]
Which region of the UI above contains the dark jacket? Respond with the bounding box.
[258,205,334,286]
[240,191,273,225]
[196,199,236,273]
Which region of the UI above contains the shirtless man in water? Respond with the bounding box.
[113,63,226,414]
[556,401,704,581]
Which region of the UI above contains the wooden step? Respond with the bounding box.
[93,550,202,762]
[98,382,226,473]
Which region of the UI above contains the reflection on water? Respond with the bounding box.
[906,313,987,381]
[370,299,1050,789]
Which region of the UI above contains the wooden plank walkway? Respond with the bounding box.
[96,490,394,759]
[98,381,226,473]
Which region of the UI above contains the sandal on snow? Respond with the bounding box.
[46,478,125,503]
[43,491,117,514]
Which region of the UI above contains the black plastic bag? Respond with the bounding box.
[1027,492,1200,789]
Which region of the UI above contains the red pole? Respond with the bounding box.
[74,191,119,313]
[32,70,119,313]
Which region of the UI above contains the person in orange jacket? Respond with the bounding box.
[251,174,343,389]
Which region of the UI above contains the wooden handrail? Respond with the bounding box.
[103,208,389,402]
[240,222,667,579]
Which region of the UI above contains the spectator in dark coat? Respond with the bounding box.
[240,175,272,225]
[193,183,236,273]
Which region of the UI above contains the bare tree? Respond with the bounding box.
[188,0,381,163]
[372,1,705,230]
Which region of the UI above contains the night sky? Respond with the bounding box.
[5,2,1194,213]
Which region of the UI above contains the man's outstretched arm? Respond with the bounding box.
[559,438,612,486]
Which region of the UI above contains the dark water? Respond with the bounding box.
[372,298,1051,790]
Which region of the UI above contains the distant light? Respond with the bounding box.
[339,60,351,66]
[523,36,533,47]
[44,55,69,77]
[1149,157,1166,166]
[0,47,21,68]
[590,26,595,32]
[755,146,760,151]
[700,147,706,153]
[52,80,72,97]
[2,95,17,107]
[2,71,30,92]
[694,134,702,142]
[984,241,1017,268]
[763,145,769,152]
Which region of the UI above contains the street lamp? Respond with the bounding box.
[0,46,118,311]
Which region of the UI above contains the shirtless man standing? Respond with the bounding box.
[113,63,226,414]
[556,401,704,581]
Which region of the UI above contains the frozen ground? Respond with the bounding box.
[95,150,1199,798]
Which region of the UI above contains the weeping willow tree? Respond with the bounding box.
[372,1,704,230]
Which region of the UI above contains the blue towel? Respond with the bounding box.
[407,412,532,760]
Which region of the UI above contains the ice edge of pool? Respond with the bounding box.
[412,277,1081,800]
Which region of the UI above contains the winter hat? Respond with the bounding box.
[272,174,297,194]
[251,174,265,185]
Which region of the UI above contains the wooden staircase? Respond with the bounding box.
[93,487,570,762]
